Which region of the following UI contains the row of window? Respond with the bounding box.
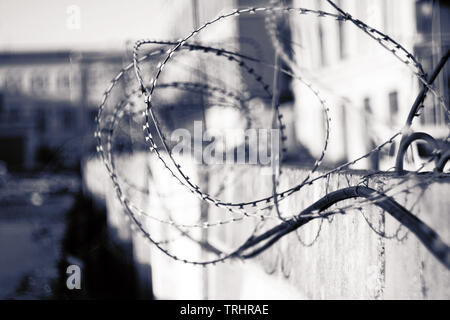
[359,91,399,127]
[315,0,440,68]
[337,91,399,169]
[316,0,393,67]
[0,100,98,133]
[1,71,72,95]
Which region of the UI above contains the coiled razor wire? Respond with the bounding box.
[95,3,450,268]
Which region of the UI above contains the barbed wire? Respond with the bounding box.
[94,2,450,267]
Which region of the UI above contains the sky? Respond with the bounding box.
[0,0,194,52]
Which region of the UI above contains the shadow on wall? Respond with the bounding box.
[52,192,153,299]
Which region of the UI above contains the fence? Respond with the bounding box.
[84,152,449,299]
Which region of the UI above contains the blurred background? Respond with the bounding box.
[0,0,449,299]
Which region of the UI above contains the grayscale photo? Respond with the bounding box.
[0,0,449,304]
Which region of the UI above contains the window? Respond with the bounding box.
[364,97,372,114]
[415,45,448,126]
[57,72,70,90]
[9,107,19,123]
[317,0,326,67]
[381,0,392,33]
[363,97,379,169]
[341,104,348,161]
[278,16,294,103]
[337,0,346,60]
[388,141,397,157]
[5,72,22,93]
[318,21,326,67]
[338,18,346,60]
[416,0,433,35]
[31,73,49,94]
[388,91,399,125]
[89,110,98,124]
[63,108,75,129]
[36,107,46,132]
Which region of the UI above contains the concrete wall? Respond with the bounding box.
[84,153,450,299]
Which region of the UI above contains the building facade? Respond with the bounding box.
[291,0,449,170]
[0,52,125,169]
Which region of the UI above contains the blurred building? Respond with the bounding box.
[193,0,302,159]
[0,51,125,169]
[4,0,446,172]
[291,0,449,170]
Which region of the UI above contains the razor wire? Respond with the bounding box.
[95,2,450,267]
